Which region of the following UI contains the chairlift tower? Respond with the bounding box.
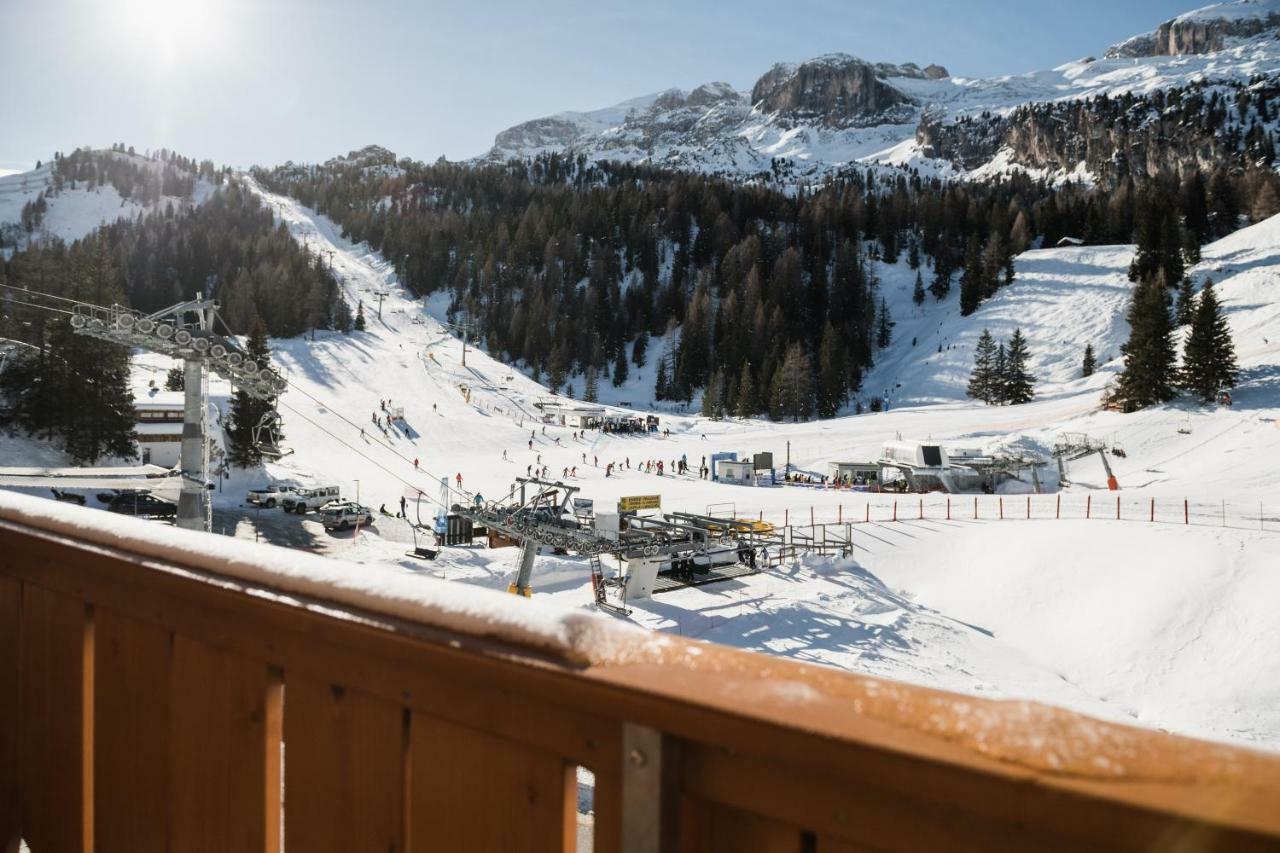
[70,298,287,532]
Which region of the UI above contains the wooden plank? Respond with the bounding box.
[20,584,92,853]
[0,578,20,852]
[678,798,803,853]
[4,522,1280,849]
[284,674,405,853]
[408,713,575,853]
[94,609,171,853]
[170,636,280,853]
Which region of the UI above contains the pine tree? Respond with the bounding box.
[993,341,1008,405]
[583,367,599,403]
[1179,279,1238,403]
[631,331,648,368]
[701,368,725,419]
[1082,343,1096,377]
[770,343,813,421]
[959,235,984,316]
[1113,275,1178,410]
[654,356,669,401]
[165,366,184,391]
[354,301,367,331]
[612,347,629,387]
[734,362,756,418]
[912,271,925,306]
[1003,328,1036,404]
[816,321,847,418]
[1174,277,1196,326]
[875,297,893,348]
[967,329,998,404]
[226,319,275,468]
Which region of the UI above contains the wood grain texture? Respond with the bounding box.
[170,636,279,853]
[408,713,575,853]
[284,674,405,853]
[94,609,172,853]
[678,798,803,853]
[0,578,20,853]
[20,584,92,853]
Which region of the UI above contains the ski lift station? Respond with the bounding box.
[827,440,1054,494]
[535,400,657,432]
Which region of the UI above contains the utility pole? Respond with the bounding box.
[375,291,387,320]
[786,440,791,476]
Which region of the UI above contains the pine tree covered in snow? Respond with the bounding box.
[1179,278,1238,403]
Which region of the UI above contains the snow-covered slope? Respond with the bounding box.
[482,6,1280,183]
[205,177,1280,748]
[0,151,215,251]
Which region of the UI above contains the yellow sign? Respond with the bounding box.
[618,494,661,512]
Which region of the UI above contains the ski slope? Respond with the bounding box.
[195,178,1280,749]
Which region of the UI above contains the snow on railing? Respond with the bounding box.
[3,490,1280,852]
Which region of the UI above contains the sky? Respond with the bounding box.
[1,0,1210,173]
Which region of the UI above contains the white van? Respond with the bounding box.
[281,486,340,514]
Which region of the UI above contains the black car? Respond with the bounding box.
[51,488,86,505]
[107,492,177,519]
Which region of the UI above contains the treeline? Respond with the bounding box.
[254,146,1276,416]
[92,181,349,336]
[0,182,348,461]
[0,238,137,463]
[50,145,225,205]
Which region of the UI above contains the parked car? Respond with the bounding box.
[51,488,86,505]
[97,487,146,504]
[319,501,374,531]
[246,484,293,508]
[281,486,340,515]
[107,492,177,519]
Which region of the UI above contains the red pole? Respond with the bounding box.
[893,501,898,522]
[1086,495,1091,519]
[1056,493,1061,520]
[1116,495,1121,520]
[1184,499,1189,525]
[999,497,1004,520]
[1150,497,1155,522]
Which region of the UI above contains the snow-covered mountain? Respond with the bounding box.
[0,148,218,253]
[482,1,1280,184]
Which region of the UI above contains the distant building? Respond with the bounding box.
[134,389,184,467]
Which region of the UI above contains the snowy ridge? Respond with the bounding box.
[0,150,216,250]
[483,7,1280,184]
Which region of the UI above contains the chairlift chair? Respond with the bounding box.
[252,409,292,459]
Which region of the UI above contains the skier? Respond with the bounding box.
[399,496,407,517]
[502,449,508,461]
[455,472,463,489]
[528,439,533,451]
[413,457,419,470]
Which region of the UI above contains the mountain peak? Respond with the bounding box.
[1106,0,1280,58]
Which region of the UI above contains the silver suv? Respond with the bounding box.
[281,486,341,514]
[320,501,374,531]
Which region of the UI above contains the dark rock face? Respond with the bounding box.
[493,117,585,152]
[1106,11,1280,58]
[750,56,915,127]
[917,80,1280,187]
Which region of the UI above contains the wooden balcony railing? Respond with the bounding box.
[1,490,1279,853]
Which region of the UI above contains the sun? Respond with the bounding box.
[116,0,216,62]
